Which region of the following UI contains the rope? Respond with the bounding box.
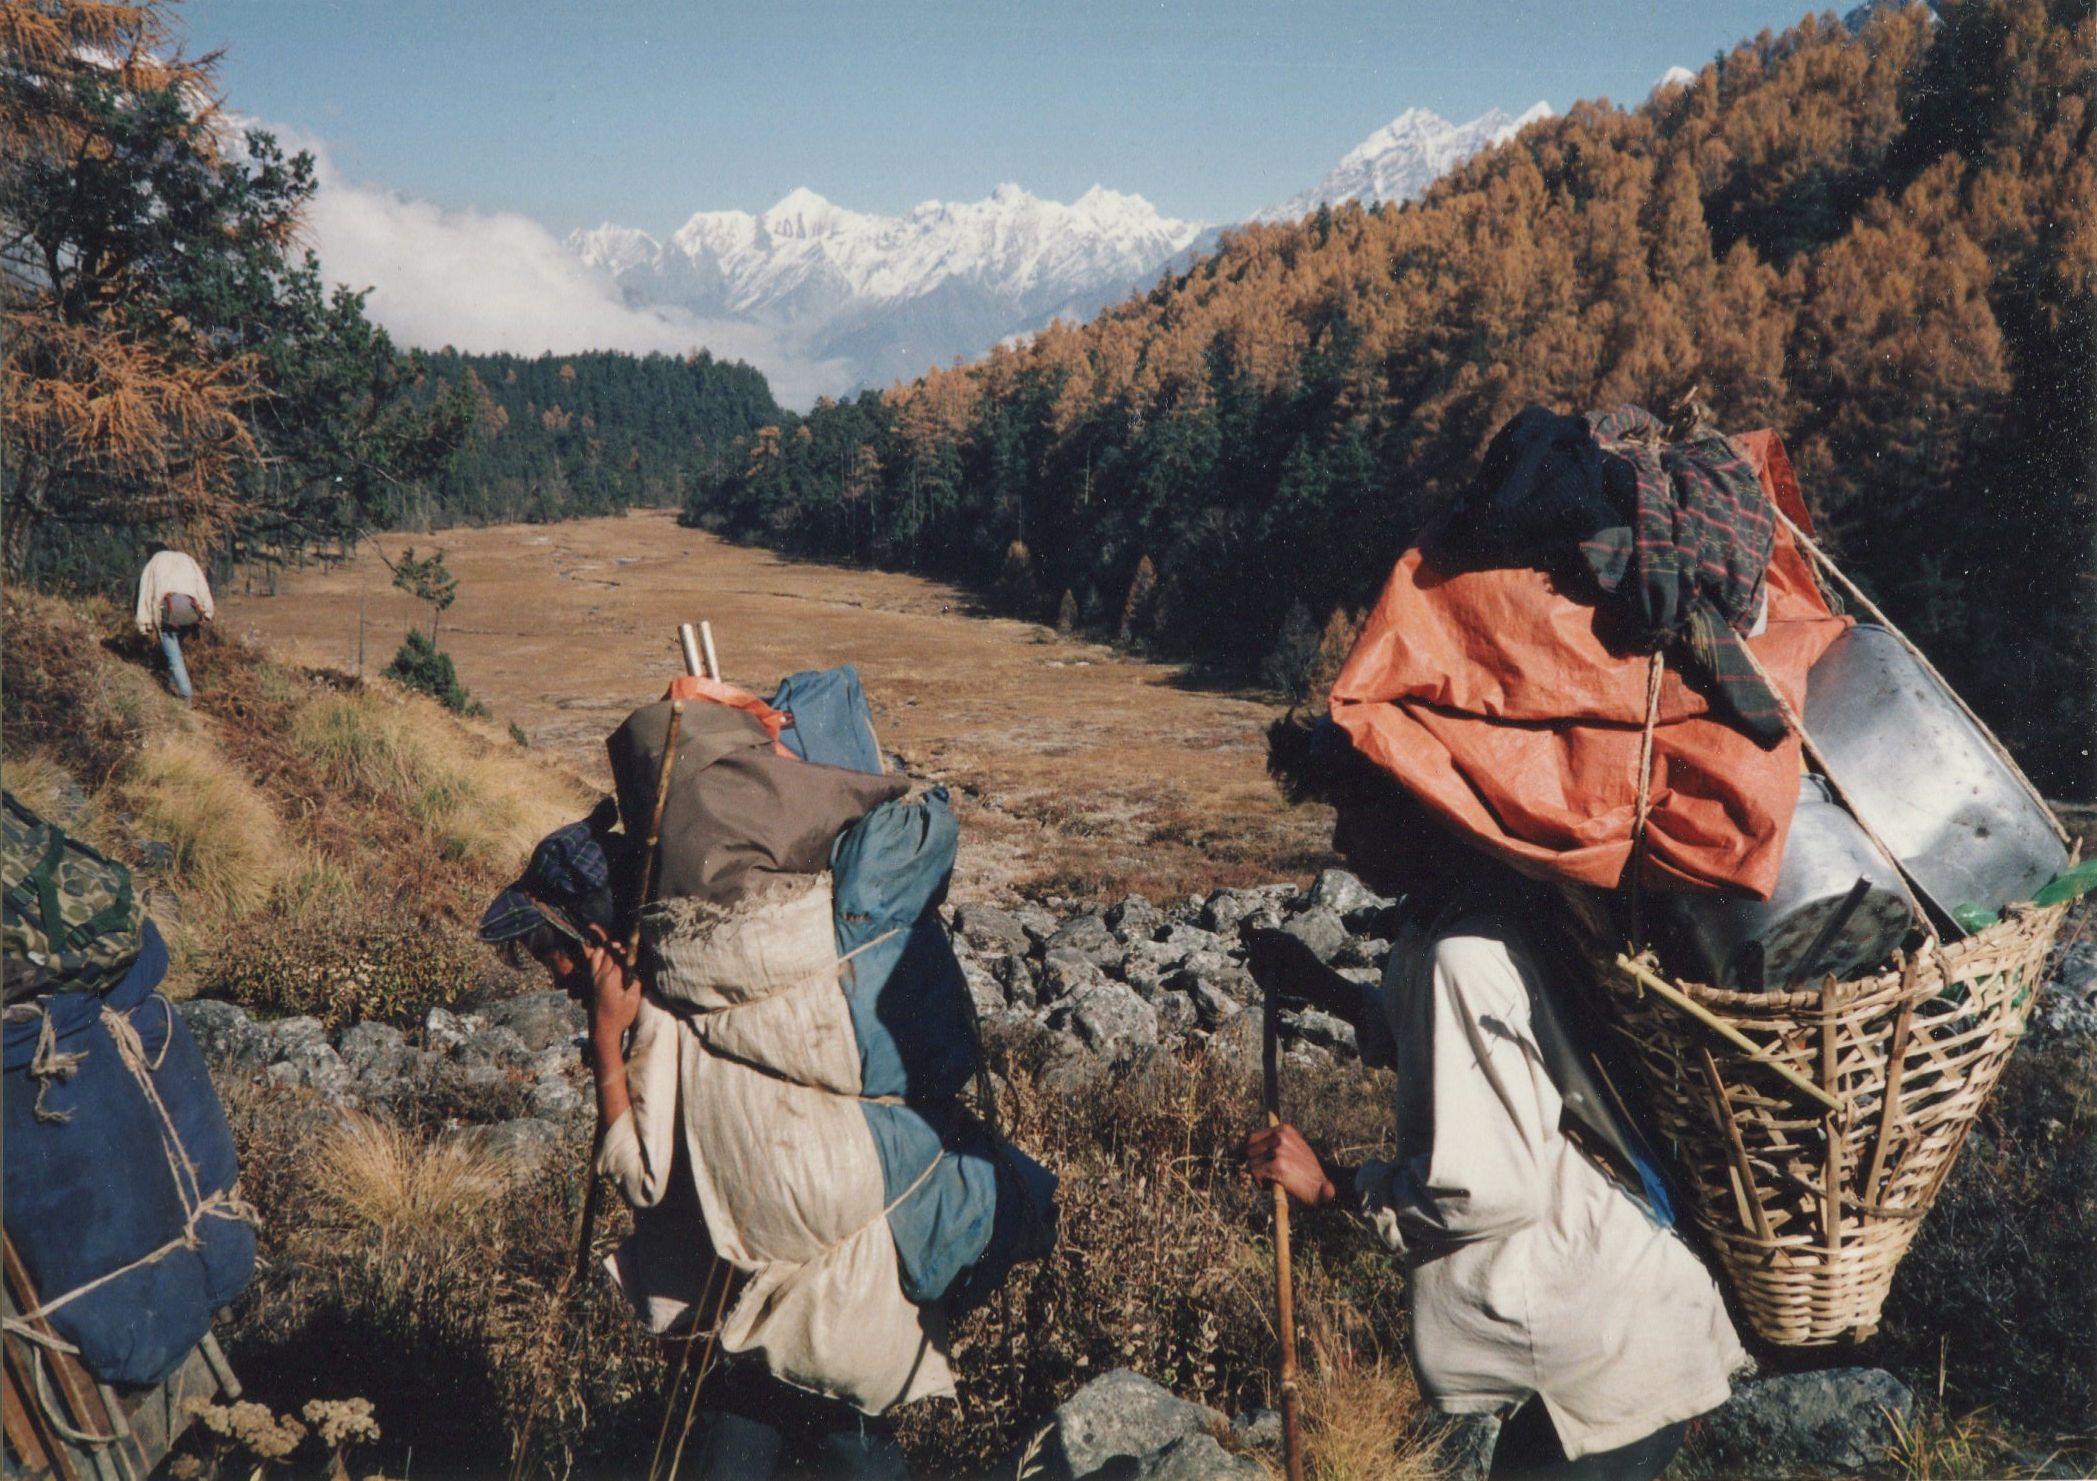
[1774,508,2068,847]
[28,1008,86,1123]
[28,1343,117,1445]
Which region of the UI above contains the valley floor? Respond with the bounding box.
[222,509,1336,902]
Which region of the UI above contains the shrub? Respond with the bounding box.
[209,896,479,1028]
[382,630,480,715]
[0,589,150,783]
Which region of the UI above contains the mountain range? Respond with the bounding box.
[570,101,1553,404]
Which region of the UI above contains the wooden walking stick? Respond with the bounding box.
[1264,987,1307,1481]
[509,694,685,1481]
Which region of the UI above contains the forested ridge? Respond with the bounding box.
[684,0,2096,796]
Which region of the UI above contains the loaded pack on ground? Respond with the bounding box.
[2,793,255,1475]
[598,663,1056,1412]
[1330,405,2088,1345]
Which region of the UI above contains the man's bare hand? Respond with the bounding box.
[1244,1122,1340,1209]
[581,928,642,1050]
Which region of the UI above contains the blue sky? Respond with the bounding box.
[186,0,1825,232]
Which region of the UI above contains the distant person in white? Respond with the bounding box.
[134,546,215,701]
[1245,718,1746,1481]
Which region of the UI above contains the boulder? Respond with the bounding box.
[1166,968,1250,1032]
[991,952,1041,1007]
[1104,894,1164,944]
[1285,1009,1358,1057]
[1696,1368,1914,1477]
[1307,868,1388,921]
[423,1006,485,1055]
[1012,903,1061,949]
[1032,1369,1229,1481]
[457,1024,533,1070]
[1136,1433,1263,1479]
[479,991,584,1052]
[1153,993,1198,1039]
[446,1117,561,1177]
[1332,936,1390,971]
[1154,923,1227,957]
[1119,939,1184,999]
[1048,982,1159,1060]
[1279,908,1348,964]
[1048,914,1125,974]
[954,902,1031,957]
[1200,890,1270,938]
[266,1037,355,1102]
[959,956,1009,1017]
[528,1079,586,1121]
[1228,1408,1281,1460]
[1041,948,1111,1004]
[336,1021,411,1080]
[178,1000,269,1070]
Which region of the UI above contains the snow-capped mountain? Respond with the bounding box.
[569,184,1205,396]
[1254,101,1553,224]
[567,102,1548,405]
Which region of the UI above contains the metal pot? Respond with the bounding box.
[1654,773,1913,990]
[1803,625,2066,923]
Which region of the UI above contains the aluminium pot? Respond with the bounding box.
[1802,624,2067,924]
[1653,773,1913,990]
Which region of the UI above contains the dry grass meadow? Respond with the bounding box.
[218,510,1337,904]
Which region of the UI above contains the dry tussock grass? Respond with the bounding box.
[115,730,292,931]
[311,1111,512,1239]
[290,683,589,870]
[1299,1325,1439,1481]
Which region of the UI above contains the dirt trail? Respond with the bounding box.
[220,510,1336,901]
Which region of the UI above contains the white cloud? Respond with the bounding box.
[278,127,849,408]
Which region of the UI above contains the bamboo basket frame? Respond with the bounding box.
[1583,499,2074,1347]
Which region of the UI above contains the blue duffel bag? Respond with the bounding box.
[2,919,256,1385]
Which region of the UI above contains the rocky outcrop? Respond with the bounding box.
[1694,1368,1914,1477]
[1021,1369,1262,1481]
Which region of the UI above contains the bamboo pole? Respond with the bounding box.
[1262,990,1306,1481]
[1613,955,1845,1113]
[698,621,721,683]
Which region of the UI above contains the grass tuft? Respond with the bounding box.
[116,731,292,933]
[311,1112,511,1239]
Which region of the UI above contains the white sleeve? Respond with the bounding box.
[135,557,161,635]
[594,998,680,1209]
[1355,932,1552,1252]
[188,555,216,620]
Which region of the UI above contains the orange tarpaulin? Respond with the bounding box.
[1329,430,1848,900]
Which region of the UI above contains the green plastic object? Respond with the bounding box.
[1951,902,2000,934]
[2032,857,2097,908]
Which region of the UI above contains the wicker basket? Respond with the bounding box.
[1585,901,2068,1346]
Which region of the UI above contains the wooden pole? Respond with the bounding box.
[511,695,685,1481]
[1263,990,1306,1481]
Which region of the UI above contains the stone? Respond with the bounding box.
[1696,1368,1914,1476]
[1047,982,1159,1060]
[1279,908,1348,964]
[529,1079,586,1121]
[1035,1039,1106,1096]
[1012,903,1061,948]
[2029,942,2097,1046]
[178,1000,269,1070]
[1207,1011,1263,1071]
[447,1117,560,1176]
[1035,1369,1228,1481]
[1176,952,1256,1003]
[1235,904,1287,939]
[458,1024,533,1070]
[991,952,1041,1007]
[1104,894,1163,944]
[1136,1432,1263,1480]
[424,1006,485,1055]
[1153,993,1198,1038]
[1041,948,1111,1004]
[1332,936,1390,971]
[266,1037,355,1102]
[1307,868,1388,920]
[1166,968,1250,1032]
[1047,914,1125,973]
[1119,940,1183,999]
[1430,1413,1500,1481]
[526,1046,577,1083]
[954,902,1031,957]
[1286,1009,1358,1057]
[134,839,176,873]
[479,991,585,1052]
[960,956,1009,1017]
[1228,1408,1281,1459]
[1200,889,1271,938]
[336,1021,410,1080]
[1154,923,1226,957]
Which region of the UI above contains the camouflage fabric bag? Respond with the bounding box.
[2,791,144,1001]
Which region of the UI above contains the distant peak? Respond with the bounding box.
[990,181,1032,205]
[771,186,833,212]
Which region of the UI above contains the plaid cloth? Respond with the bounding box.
[1580,406,1782,745]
